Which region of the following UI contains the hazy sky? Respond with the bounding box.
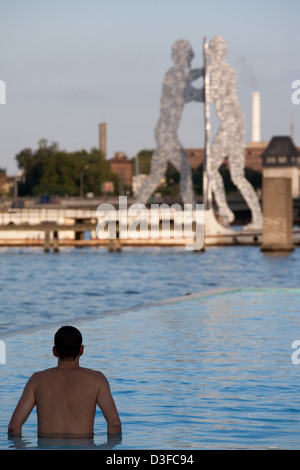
[0,0,299,174]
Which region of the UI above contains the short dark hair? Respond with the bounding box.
[54,326,82,360]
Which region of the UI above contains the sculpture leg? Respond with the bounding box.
[210,133,235,226]
[180,150,195,205]
[136,151,168,204]
[168,146,194,205]
[170,148,194,205]
[229,155,262,228]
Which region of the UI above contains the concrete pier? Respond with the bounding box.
[0,204,298,249]
[261,177,295,252]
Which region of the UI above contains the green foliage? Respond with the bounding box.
[192,165,203,195]
[244,167,262,190]
[131,149,153,175]
[192,164,262,197]
[156,162,181,197]
[16,140,119,197]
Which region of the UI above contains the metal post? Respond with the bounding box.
[203,37,212,210]
[115,220,122,252]
[53,230,59,253]
[44,230,50,253]
[135,153,140,195]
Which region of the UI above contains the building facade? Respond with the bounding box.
[109,152,133,188]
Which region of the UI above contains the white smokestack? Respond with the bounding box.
[251,91,261,142]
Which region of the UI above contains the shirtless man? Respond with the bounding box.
[8,326,121,438]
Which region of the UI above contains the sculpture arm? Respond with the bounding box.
[183,67,204,102]
[189,67,204,81]
[184,84,204,102]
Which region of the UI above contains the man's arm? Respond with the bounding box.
[96,373,121,435]
[8,374,36,436]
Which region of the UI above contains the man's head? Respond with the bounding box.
[171,39,194,68]
[53,325,83,361]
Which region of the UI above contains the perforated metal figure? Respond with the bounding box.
[208,36,262,228]
[136,39,203,205]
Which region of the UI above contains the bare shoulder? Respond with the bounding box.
[24,369,48,386]
[30,368,56,378]
[28,367,110,389]
[79,367,109,383]
[21,370,51,390]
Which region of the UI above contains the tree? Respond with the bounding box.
[16,140,120,197]
[131,149,153,175]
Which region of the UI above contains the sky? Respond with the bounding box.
[0,0,299,174]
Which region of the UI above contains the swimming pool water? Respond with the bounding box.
[1,288,300,449]
[0,245,300,336]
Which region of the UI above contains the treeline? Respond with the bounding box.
[16,139,120,197]
[15,141,261,198]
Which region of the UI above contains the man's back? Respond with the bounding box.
[8,364,121,438]
[33,366,105,437]
[8,326,121,438]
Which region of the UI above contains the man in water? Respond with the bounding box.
[136,39,203,205]
[8,325,121,438]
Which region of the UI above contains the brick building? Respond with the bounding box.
[185,142,300,173]
[244,142,269,172]
[185,148,204,169]
[109,152,133,187]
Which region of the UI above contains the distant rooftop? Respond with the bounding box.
[261,136,300,158]
[261,136,300,167]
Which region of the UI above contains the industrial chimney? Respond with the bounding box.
[99,123,107,158]
[251,91,261,142]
